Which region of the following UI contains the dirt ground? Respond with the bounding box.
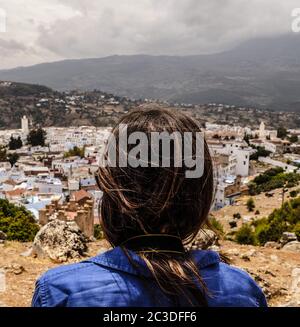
[220,241,300,306]
[214,185,300,232]
[0,240,108,307]
[0,239,299,307]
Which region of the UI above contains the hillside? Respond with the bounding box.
[1,80,300,130]
[0,81,138,129]
[0,81,52,97]
[0,239,299,307]
[1,35,300,112]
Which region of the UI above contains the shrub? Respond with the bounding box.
[208,216,224,235]
[255,219,286,245]
[255,210,260,215]
[0,200,39,242]
[290,190,298,198]
[94,224,104,240]
[293,223,300,241]
[64,146,85,158]
[239,196,300,246]
[246,198,255,212]
[233,213,241,219]
[235,224,256,245]
[249,168,300,195]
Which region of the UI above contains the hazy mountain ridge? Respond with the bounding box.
[1,35,300,111]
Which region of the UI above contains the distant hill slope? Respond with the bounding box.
[0,80,299,130]
[1,34,300,112]
[0,81,137,129]
[0,81,52,97]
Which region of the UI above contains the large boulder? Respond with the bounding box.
[188,229,219,250]
[32,220,88,263]
[264,241,281,249]
[4,263,25,275]
[282,241,300,252]
[280,232,297,246]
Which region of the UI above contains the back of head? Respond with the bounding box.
[96,107,214,306]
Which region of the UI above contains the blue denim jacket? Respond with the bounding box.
[32,247,267,307]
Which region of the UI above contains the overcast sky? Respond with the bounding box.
[0,0,299,69]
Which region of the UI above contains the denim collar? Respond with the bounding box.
[84,247,220,278]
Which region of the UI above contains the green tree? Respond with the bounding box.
[289,134,298,143]
[7,153,20,167]
[250,146,271,160]
[277,126,287,139]
[27,128,47,147]
[0,199,39,242]
[8,136,23,150]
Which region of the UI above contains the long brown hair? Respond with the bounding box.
[96,107,214,306]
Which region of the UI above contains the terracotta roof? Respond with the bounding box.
[3,179,17,186]
[5,188,26,197]
[72,189,91,202]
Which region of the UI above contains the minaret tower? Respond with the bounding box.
[21,115,29,135]
[259,121,265,140]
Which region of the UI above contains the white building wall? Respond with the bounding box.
[210,143,252,177]
[35,179,63,194]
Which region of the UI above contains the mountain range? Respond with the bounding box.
[0,34,300,112]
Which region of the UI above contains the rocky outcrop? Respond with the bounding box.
[282,241,300,252]
[280,232,297,246]
[4,263,24,275]
[284,268,300,307]
[264,241,281,249]
[188,229,219,250]
[32,220,88,263]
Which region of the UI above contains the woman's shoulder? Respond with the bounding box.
[211,261,267,306]
[32,247,155,307]
[192,250,267,307]
[31,251,121,307]
[32,248,267,307]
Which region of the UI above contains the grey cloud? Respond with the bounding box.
[1,0,300,68]
[0,39,27,53]
[37,0,300,59]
